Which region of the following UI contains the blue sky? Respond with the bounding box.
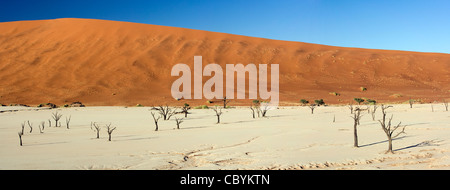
[1,0,449,53]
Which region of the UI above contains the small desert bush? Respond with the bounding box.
[366,99,377,105]
[329,92,340,96]
[360,87,367,91]
[354,98,365,105]
[314,99,325,106]
[194,105,209,109]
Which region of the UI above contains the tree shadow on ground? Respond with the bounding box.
[394,139,443,151]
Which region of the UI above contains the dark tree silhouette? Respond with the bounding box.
[106,124,116,141]
[212,106,223,124]
[92,122,101,139]
[175,117,184,129]
[52,111,63,127]
[378,105,406,154]
[151,112,161,131]
[351,107,365,147]
[152,105,177,120]
[309,104,316,114]
[181,103,191,118]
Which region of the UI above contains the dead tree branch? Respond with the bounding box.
[106,123,116,141]
[52,111,63,127]
[378,105,405,154]
[175,117,184,129]
[212,106,223,124]
[151,112,161,131]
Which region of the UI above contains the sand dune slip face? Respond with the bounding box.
[0,104,449,170]
[0,18,449,106]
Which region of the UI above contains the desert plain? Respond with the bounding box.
[1,103,449,170]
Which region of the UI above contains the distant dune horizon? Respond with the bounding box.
[0,18,449,106]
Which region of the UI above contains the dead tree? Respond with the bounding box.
[106,123,116,141]
[378,105,406,154]
[409,98,414,108]
[250,105,255,118]
[431,104,434,112]
[260,103,270,117]
[444,100,449,111]
[27,120,33,133]
[92,122,101,139]
[65,116,71,129]
[371,105,378,121]
[20,121,25,135]
[152,105,176,120]
[48,119,51,128]
[347,103,354,114]
[222,96,231,108]
[309,104,316,114]
[351,107,364,147]
[181,103,191,118]
[151,112,161,131]
[212,106,223,124]
[175,117,184,129]
[39,121,45,133]
[52,111,63,127]
[18,131,23,146]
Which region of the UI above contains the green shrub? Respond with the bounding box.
[194,105,209,109]
[354,98,365,105]
[329,92,340,96]
[300,99,309,105]
[367,99,377,105]
[314,99,325,106]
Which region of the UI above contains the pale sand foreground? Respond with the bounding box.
[0,104,449,170]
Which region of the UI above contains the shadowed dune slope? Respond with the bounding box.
[0,18,449,106]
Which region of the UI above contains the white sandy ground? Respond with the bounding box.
[0,104,449,170]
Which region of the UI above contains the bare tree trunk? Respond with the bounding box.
[387,136,393,153]
[444,100,448,111]
[175,117,183,129]
[353,121,359,147]
[21,122,25,135]
[371,105,378,121]
[92,123,101,139]
[309,104,316,114]
[18,132,23,146]
[106,124,116,141]
[39,121,44,133]
[52,111,63,127]
[378,105,405,154]
[212,106,223,124]
[65,116,71,129]
[151,112,161,131]
[351,108,364,148]
[27,121,32,133]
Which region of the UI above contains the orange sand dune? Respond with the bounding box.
[0,18,449,106]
